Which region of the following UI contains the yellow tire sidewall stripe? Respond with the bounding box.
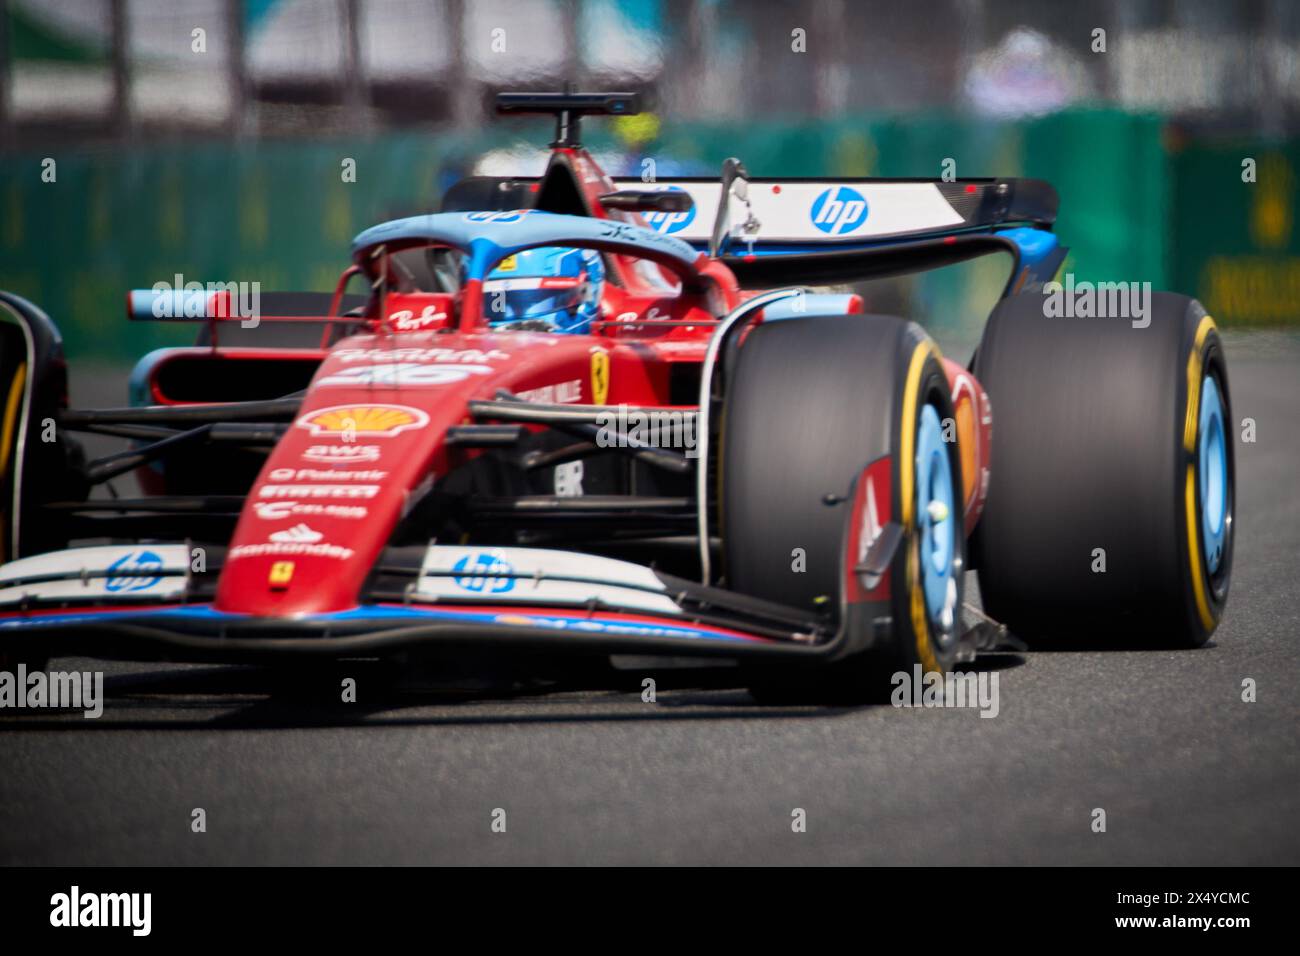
[899,339,942,673]
[1183,315,1219,633]
[0,361,26,567]
[0,361,26,486]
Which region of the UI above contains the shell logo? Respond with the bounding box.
[295,404,430,437]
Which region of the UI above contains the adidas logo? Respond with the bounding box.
[269,523,324,544]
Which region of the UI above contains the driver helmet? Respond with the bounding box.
[481,247,604,334]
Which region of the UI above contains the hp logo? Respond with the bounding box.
[810,186,869,235]
[463,210,530,224]
[452,553,516,593]
[106,550,164,592]
[643,186,696,234]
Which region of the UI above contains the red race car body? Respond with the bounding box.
[1,92,1076,680]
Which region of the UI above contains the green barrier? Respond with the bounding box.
[1,110,1171,359]
[0,131,512,359]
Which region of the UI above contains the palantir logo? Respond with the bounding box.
[105,550,163,593]
[643,186,696,234]
[452,553,516,593]
[810,186,869,235]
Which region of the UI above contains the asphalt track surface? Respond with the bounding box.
[1,333,1297,865]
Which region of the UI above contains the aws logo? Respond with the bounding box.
[810,186,869,235]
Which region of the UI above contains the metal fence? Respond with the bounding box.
[2,0,1297,358]
[3,0,1299,146]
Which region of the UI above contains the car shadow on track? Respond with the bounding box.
[1012,635,1221,652]
[0,652,1026,731]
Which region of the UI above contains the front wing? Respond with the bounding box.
[0,544,863,665]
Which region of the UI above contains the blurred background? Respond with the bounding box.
[1,0,1298,360]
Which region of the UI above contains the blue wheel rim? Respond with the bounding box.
[1198,373,1228,575]
[915,404,957,628]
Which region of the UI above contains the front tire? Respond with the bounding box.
[719,314,965,701]
[0,293,86,562]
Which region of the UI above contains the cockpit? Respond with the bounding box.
[339,210,736,337]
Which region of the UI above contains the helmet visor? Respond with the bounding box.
[483,276,584,322]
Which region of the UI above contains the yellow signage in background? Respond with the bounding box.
[1175,143,1300,326]
[1201,256,1300,326]
[1250,153,1294,250]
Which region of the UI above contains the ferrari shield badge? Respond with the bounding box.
[590,349,610,405]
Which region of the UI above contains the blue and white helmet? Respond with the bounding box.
[482,247,604,334]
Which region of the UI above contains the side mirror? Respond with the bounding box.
[598,190,695,214]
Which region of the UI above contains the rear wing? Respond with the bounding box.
[618,175,1062,290]
[610,176,1057,245]
[443,173,1064,290]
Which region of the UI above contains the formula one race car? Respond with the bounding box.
[0,93,1233,700]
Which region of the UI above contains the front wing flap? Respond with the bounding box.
[0,544,844,665]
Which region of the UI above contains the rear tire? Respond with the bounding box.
[719,315,965,702]
[971,291,1232,646]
